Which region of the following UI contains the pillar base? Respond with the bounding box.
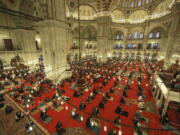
[45,66,72,83]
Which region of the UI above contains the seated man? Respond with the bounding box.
[5,105,13,114]
[115,106,122,114]
[110,88,114,93]
[114,116,121,126]
[40,110,48,121]
[105,92,111,99]
[120,97,125,104]
[92,107,99,116]
[0,94,5,102]
[99,101,105,109]
[79,102,86,110]
[73,91,80,97]
[86,96,92,103]
[135,111,146,122]
[15,111,24,121]
[56,121,65,135]
[108,129,117,135]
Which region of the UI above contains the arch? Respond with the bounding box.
[148,26,166,38]
[73,26,85,38]
[82,25,97,40]
[129,10,148,23]
[19,0,46,18]
[72,5,96,20]
[111,9,125,20]
[152,1,169,16]
[66,4,70,18]
[113,30,124,40]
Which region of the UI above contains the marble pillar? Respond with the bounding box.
[38,0,71,81]
[164,17,179,68]
[97,16,111,62]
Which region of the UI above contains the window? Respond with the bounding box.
[134,32,138,39]
[132,44,136,49]
[138,43,143,49]
[131,1,135,7]
[146,44,151,49]
[146,0,149,4]
[149,33,153,39]
[140,33,144,39]
[128,34,133,39]
[155,32,160,38]
[153,43,158,49]
[116,35,123,40]
[127,44,132,49]
[138,0,142,6]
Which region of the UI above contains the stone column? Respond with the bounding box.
[38,0,71,81]
[164,17,179,68]
[15,29,36,52]
[96,16,111,62]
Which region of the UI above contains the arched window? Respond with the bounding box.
[116,34,123,40]
[155,32,160,38]
[132,44,136,49]
[134,32,138,39]
[153,43,158,49]
[149,32,153,39]
[131,1,135,7]
[140,33,144,39]
[138,0,142,6]
[146,43,151,49]
[128,34,133,39]
[127,44,132,49]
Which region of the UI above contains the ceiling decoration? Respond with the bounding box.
[20,0,47,18]
[72,5,96,20]
[129,10,149,23]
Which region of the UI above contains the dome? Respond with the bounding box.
[72,5,96,20]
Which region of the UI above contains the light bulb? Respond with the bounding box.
[80,116,84,121]
[29,126,33,131]
[65,106,68,110]
[104,126,107,132]
[118,130,122,135]
[61,101,64,105]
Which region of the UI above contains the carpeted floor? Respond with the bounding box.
[6,61,179,135]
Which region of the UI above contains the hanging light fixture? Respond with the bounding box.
[78,0,81,62]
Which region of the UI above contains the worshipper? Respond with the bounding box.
[86,115,93,128]
[108,129,117,135]
[135,111,146,122]
[120,97,125,104]
[98,101,105,109]
[0,94,5,102]
[114,116,121,126]
[40,110,48,121]
[15,111,24,121]
[56,121,65,135]
[115,106,122,114]
[92,107,100,116]
[79,102,86,110]
[5,105,13,114]
[105,92,111,99]
[73,91,80,97]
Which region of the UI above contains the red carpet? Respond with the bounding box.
[7,62,179,135]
